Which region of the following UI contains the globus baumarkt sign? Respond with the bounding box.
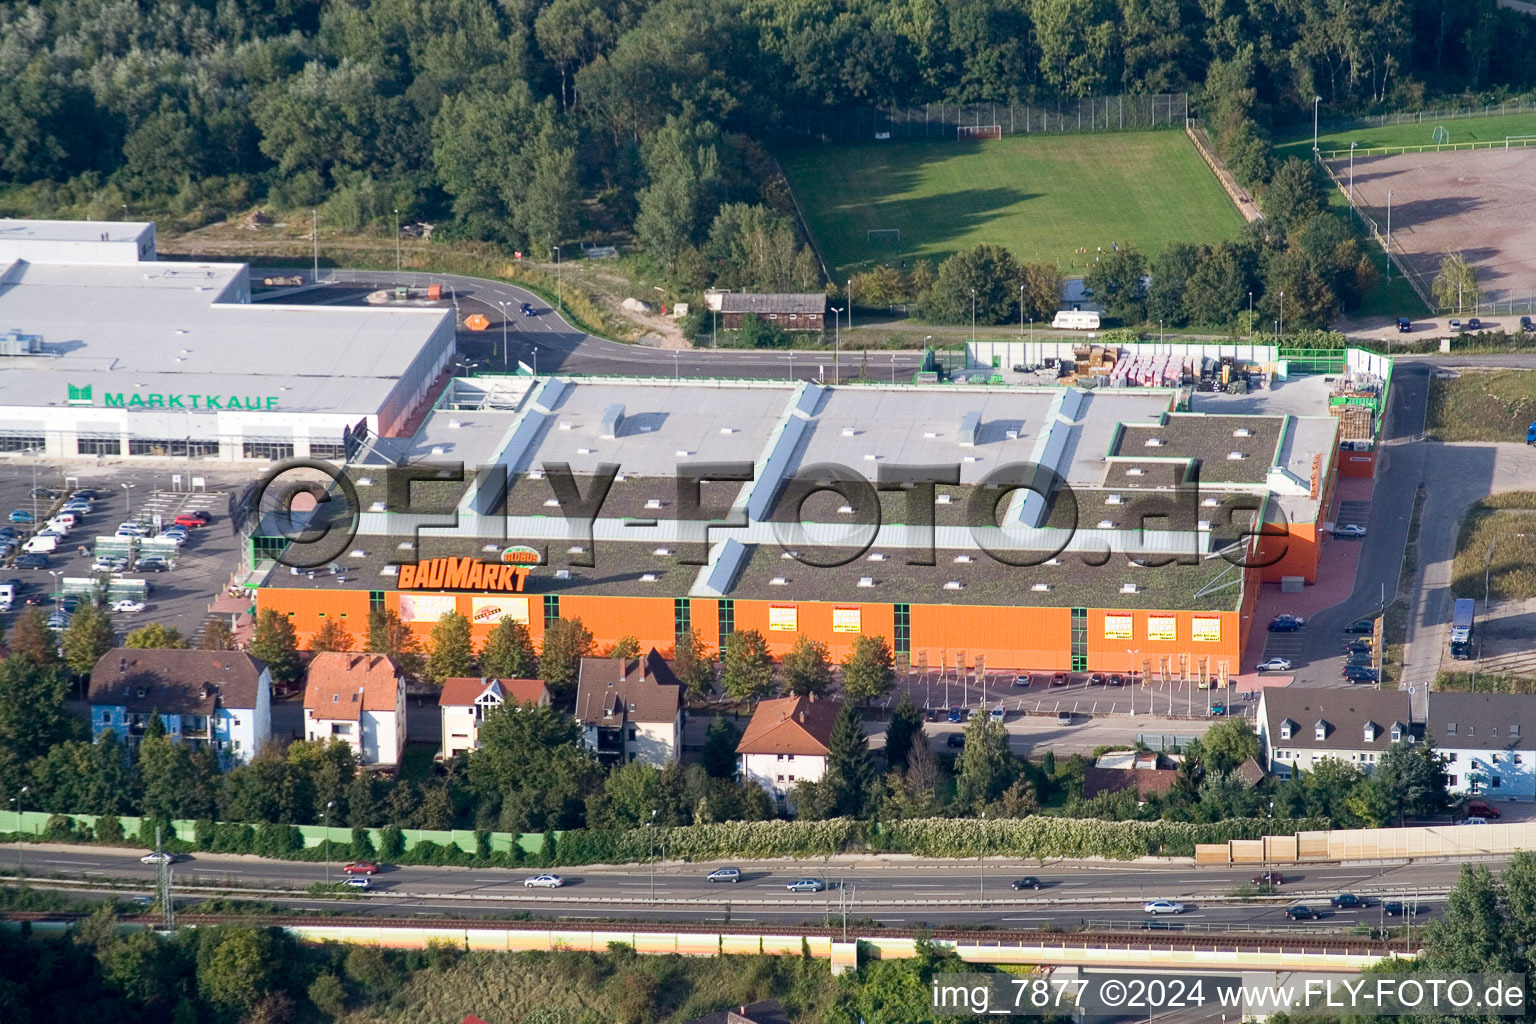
[398,557,529,592]
[67,383,278,411]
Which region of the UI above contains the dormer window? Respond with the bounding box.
[1280,720,1294,741]
[1315,721,1328,741]
[1390,724,1403,742]
[1363,722,1377,743]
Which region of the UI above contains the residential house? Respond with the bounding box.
[439,677,550,759]
[1429,692,1536,801]
[736,694,842,810]
[1083,750,1180,800]
[574,649,684,766]
[712,292,827,331]
[303,652,407,766]
[682,1000,791,1024]
[87,648,271,765]
[1257,688,1416,780]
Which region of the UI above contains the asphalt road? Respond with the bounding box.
[255,272,928,382]
[10,844,1466,931]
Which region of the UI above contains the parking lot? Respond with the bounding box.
[0,462,244,644]
[885,670,1250,720]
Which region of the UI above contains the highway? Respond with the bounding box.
[9,844,1467,931]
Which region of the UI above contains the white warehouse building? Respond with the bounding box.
[0,219,456,462]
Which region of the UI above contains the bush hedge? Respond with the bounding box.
[2,813,1329,869]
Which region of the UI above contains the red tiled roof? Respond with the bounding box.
[1082,767,1180,800]
[305,652,401,717]
[574,650,682,726]
[439,677,548,707]
[736,695,841,756]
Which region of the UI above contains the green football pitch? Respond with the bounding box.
[779,131,1247,279]
[1274,111,1536,161]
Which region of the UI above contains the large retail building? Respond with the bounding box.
[0,219,455,460]
[252,364,1370,676]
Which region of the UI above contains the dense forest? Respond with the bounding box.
[2,0,1533,268]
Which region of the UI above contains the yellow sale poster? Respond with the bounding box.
[1147,616,1177,642]
[768,606,798,631]
[1191,617,1222,643]
[1102,614,1133,640]
[831,608,862,633]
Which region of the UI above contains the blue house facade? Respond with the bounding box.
[1430,692,1536,802]
[88,649,272,766]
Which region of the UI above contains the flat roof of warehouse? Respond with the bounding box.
[0,259,450,416]
[0,219,154,244]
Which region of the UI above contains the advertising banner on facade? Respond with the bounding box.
[1191,617,1222,642]
[768,606,798,631]
[470,596,530,625]
[398,594,458,622]
[1102,614,1133,640]
[832,608,862,633]
[1147,616,1178,642]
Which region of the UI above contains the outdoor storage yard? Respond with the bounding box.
[1333,146,1536,307]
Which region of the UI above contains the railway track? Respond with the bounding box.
[1,911,1412,956]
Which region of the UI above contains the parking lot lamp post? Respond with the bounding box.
[830,308,844,383]
[1127,650,1140,715]
[121,482,136,519]
[1278,291,1284,338]
[497,301,511,365]
[553,247,561,312]
[1312,96,1321,154]
[1248,292,1253,340]
[1349,143,1357,212]
[649,810,657,899]
[1019,285,1025,337]
[393,209,401,270]
[978,810,986,905]
[1386,191,1395,281]
[312,209,319,284]
[11,787,27,876]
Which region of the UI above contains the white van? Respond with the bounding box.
[0,582,14,609]
[45,518,72,535]
[1051,310,1101,330]
[23,534,59,554]
[50,512,77,528]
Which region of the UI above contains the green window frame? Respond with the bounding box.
[717,599,735,644]
[544,595,560,626]
[893,603,911,657]
[1070,607,1088,672]
[674,598,691,638]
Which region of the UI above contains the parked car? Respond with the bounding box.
[1012,674,1030,687]
[946,734,965,749]
[1467,801,1500,819]
[1449,319,1463,333]
[1330,893,1363,908]
[706,867,742,883]
[1210,702,1227,716]
[1343,619,1375,634]
[1333,524,1367,538]
[1142,900,1185,915]
[344,876,370,890]
[135,557,170,572]
[786,878,827,893]
[0,527,15,540]
[523,874,564,889]
[8,510,34,523]
[1464,816,1490,825]
[172,513,207,529]
[1467,317,1484,330]
[1010,877,1042,890]
[70,489,99,501]
[93,556,128,572]
[1108,674,1125,686]
[16,554,49,569]
[1396,317,1413,333]
[1057,711,1074,726]
[1268,614,1305,631]
[61,595,81,612]
[1088,673,1106,685]
[1344,640,1372,655]
[1050,673,1069,687]
[989,706,1005,722]
[947,707,965,723]
[1253,872,1286,886]
[342,861,379,875]
[46,611,69,629]
[1285,905,1320,920]
[29,487,56,499]
[1522,316,1535,333]
[1346,653,1375,668]
[1382,901,1419,917]
[111,600,145,614]
[1343,666,1380,683]
[140,852,176,865]
[1258,657,1293,672]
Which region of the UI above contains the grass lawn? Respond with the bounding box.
[1275,112,1536,161]
[780,131,1246,279]
[1450,493,1536,601]
[1427,370,1536,442]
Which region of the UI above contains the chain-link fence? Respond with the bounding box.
[1313,156,1435,311]
[777,93,1189,143]
[1291,95,1536,137]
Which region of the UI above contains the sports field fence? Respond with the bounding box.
[1313,155,1436,312]
[1318,135,1536,159]
[1295,94,1536,137]
[778,93,1189,143]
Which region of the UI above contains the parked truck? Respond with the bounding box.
[1450,597,1475,660]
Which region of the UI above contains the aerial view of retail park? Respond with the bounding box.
[10,3,1536,1023]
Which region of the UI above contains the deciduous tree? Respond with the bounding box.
[841,635,895,704]
[721,629,775,702]
[248,608,301,686]
[123,622,187,650]
[367,608,424,679]
[781,636,832,697]
[480,616,539,679]
[60,603,114,676]
[540,617,594,697]
[307,618,355,653]
[883,693,925,772]
[424,610,474,684]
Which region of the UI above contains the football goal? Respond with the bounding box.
[957,124,1002,140]
[1432,125,1450,145]
[866,228,900,247]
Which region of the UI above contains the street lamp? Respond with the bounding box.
[1248,292,1253,340]
[11,786,28,875]
[830,307,844,383]
[673,351,680,381]
[649,809,658,898]
[1278,291,1285,339]
[970,288,977,344]
[1349,142,1358,213]
[1386,190,1396,281]
[1019,284,1025,337]
[324,800,334,885]
[552,246,562,311]
[25,445,41,522]
[1312,95,1322,153]
[121,482,136,518]
[497,300,511,365]
[1127,649,1140,715]
[393,209,401,270]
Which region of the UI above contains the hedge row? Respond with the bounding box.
[8,814,1326,869]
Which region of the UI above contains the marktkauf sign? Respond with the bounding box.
[67,384,279,411]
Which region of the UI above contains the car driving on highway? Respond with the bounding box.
[342,861,379,875]
[1330,893,1363,908]
[706,867,742,883]
[786,878,827,893]
[1285,905,1320,920]
[140,851,176,865]
[524,874,564,888]
[1142,899,1185,914]
[1010,877,1042,890]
